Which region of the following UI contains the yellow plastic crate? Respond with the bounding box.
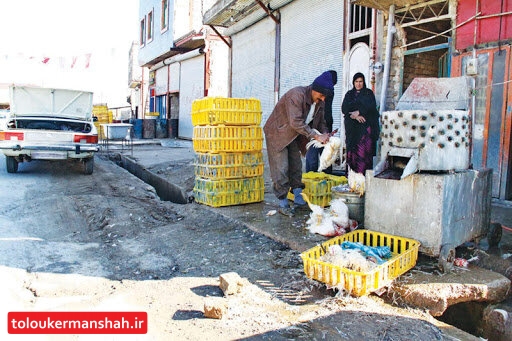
[193,176,263,192]
[193,125,263,153]
[93,105,113,124]
[301,230,420,297]
[94,122,106,139]
[93,104,108,113]
[193,176,265,207]
[287,172,348,207]
[191,97,262,126]
[194,152,264,179]
[300,193,332,207]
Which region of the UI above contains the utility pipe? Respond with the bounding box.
[379,4,395,114]
[274,11,281,104]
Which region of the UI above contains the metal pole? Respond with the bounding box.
[379,4,395,114]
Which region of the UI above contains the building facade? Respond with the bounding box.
[137,0,229,139]
[203,0,511,200]
[352,0,511,200]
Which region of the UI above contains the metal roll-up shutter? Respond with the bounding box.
[280,0,344,134]
[155,66,168,96]
[230,17,276,125]
[179,55,204,139]
[169,63,180,93]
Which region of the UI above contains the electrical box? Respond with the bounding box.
[466,58,478,76]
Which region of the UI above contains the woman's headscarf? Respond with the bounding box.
[352,72,367,89]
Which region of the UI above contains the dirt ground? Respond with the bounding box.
[137,148,512,339]
[0,153,496,340]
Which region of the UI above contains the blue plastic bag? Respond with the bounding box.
[340,241,392,264]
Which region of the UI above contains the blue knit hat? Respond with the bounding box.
[312,71,334,97]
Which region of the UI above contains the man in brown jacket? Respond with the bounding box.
[263,71,334,217]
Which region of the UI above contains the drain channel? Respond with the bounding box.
[114,154,188,204]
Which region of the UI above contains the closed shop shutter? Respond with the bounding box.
[280,0,344,133]
[155,66,168,96]
[230,18,276,125]
[169,63,180,93]
[179,55,204,139]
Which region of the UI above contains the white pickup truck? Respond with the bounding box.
[0,86,99,174]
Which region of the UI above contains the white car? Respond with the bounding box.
[0,109,9,131]
[0,86,99,174]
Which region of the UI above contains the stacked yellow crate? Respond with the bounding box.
[192,97,264,207]
[93,104,113,139]
[287,172,348,207]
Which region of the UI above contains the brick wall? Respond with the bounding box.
[381,18,450,110]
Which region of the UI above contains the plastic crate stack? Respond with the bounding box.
[93,104,113,139]
[192,97,265,207]
[288,172,348,207]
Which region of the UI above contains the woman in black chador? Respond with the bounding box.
[341,72,380,175]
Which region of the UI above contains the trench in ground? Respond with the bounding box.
[108,153,189,204]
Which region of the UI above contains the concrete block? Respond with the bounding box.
[219,272,244,295]
[390,266,511,316]
[204,297,227,319]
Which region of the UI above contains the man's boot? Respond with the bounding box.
[278,198,294,217]
[292,188,308,211]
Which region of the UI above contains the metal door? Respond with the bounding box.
[452,46,512,200]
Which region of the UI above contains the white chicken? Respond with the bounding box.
[347,167,365,196]
[301,193,326,229]
[320,245,376,273]
[302,193,353,237]
[306,129,342,172]
[329,198,350,227]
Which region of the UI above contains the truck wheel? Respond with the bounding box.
[84,157,94,175]
[6,156,18,173]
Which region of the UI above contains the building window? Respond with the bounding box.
[349,4,372,33]
[140,18,146,46]
[348,3,373,47]
[147,10,154,42]
[161,0,168,32]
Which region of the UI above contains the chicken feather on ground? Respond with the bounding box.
[306,129,342,172]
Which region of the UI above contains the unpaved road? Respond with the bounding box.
[0,155,475,340]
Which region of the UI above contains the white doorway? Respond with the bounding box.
[345,42,371,93]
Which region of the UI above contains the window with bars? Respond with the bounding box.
[348,3,373,47]
[349,4,372,34]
